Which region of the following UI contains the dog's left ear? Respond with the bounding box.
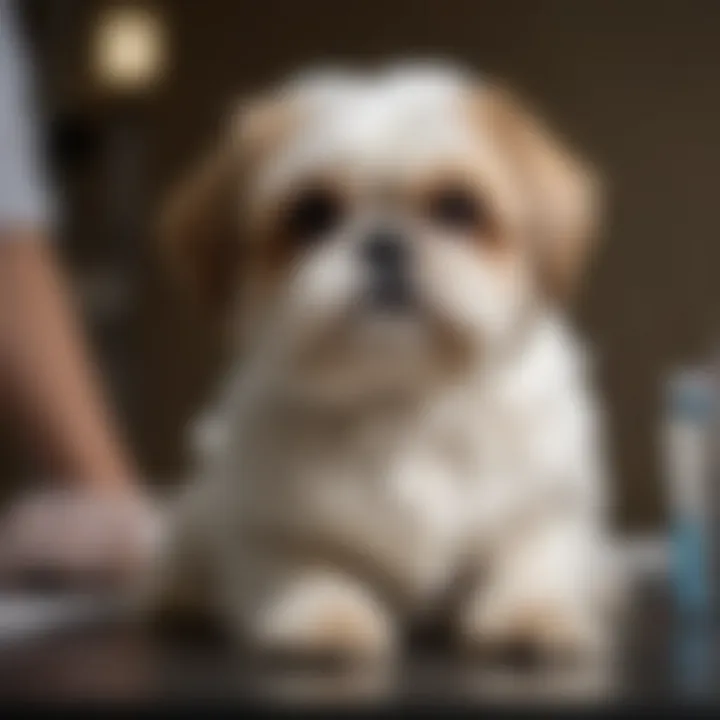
[480,83,602,303]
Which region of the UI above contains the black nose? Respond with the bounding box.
[362,229,413,310]
[363,229,408,273]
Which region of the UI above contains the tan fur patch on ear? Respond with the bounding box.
[231,92,297,172]
[158,145,241,313]
[158,95,296,315]
[474,82,602,302]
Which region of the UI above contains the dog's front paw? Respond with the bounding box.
[459,594,604,664]
[251,574,395,663]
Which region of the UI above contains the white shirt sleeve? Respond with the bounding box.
[0,0,54,232]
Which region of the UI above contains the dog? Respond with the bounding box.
[152,62,614,662]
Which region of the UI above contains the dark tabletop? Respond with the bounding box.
[0,581,717,709]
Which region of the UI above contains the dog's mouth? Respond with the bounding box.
[290,294,478,394]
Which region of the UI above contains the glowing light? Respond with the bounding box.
[92,6,168,93]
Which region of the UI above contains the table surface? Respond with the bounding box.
[0,580,717,708]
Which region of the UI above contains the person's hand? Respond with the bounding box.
[0,486,164,590]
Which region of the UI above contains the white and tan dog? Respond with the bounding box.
[154,62,613,661]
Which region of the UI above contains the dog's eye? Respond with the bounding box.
[427,185,488,234]
[284,187,342,244]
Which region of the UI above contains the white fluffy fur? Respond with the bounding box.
[153,64,614,660]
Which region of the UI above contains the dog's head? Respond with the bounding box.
[161,63,600,405]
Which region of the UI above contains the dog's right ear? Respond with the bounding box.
[158,95,290,314]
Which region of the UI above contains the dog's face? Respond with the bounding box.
[162,64,600,404]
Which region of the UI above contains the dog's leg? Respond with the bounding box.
[457,512,610,661]
[136,485,217,628]
[222,560,397,662]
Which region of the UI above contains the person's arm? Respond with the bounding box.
[0,238,159,583]
[0,1,138,493]
[0,2,157,585]
[0,237,139,493]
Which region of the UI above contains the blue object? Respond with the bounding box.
[665,368,716,618]
[672,518,710,615]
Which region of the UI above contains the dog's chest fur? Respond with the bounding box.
[198,315,600,605]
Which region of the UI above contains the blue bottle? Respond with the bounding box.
[664,368,716,617]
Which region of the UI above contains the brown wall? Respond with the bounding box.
[25,0,720,529]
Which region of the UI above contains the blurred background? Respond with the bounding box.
[5,0,720,532]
